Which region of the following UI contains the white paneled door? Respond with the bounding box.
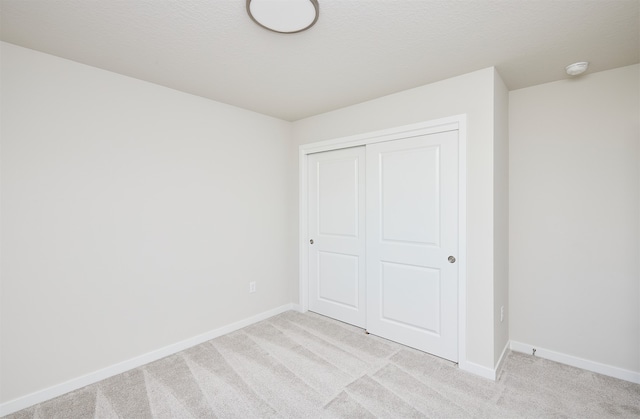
[307,130,458,362]
[366,131,458,362]
[308,147,366,328]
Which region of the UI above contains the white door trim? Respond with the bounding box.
[298,114,468,368]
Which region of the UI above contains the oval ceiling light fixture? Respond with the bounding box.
[565,61,589,76]
[247,0,319,34]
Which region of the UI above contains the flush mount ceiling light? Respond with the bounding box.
[247,0,319,34]
[565,61,589,76]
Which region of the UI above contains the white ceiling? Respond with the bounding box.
[1,0,638,121]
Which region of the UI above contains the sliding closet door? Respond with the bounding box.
[308,147,366,327]
[366,131,459,361]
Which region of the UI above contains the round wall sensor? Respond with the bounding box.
[566,62,589,76]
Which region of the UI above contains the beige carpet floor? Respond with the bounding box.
[5,310,640,418]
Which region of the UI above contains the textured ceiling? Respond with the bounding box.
[1,0,638,121]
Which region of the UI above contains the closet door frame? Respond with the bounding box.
[298,115,468,366]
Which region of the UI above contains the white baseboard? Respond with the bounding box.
[458,340,510,381]
[494,340,510,379]
[510,340,640,384]
[459,360,497,381]
[0,303,297,417]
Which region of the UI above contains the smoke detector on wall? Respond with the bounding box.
[565,62,589,76]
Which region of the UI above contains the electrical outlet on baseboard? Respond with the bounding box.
[249,281,256,293]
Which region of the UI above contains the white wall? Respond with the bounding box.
[509,64,640,374]
[293,68,507,372]
[9,35,635,410]
[0,42,294,404]
[493,71,510,364]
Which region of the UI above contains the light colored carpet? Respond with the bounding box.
[5,310,640,418]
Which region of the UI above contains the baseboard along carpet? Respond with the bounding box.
[5,310,640,418]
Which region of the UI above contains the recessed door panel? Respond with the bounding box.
[308,147,366,327]
[318,251,359,308]
[381,146,440,246]
[318,159,359,237]
[380,262,440,333]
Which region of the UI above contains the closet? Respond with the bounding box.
[305,128,459,362]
